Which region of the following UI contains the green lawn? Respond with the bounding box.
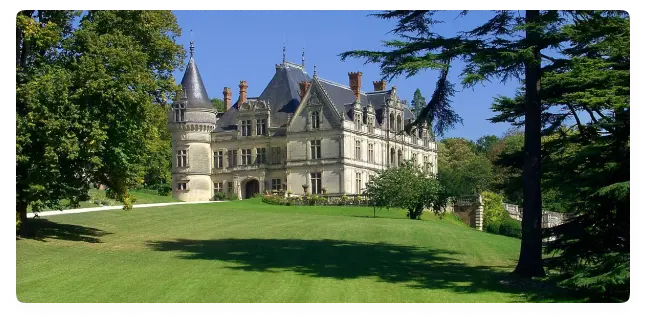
[17,199,574,302]
[29,188,179,212]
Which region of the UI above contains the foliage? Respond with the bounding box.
[498,216,522,238]
[437,138,493,197]
[474,135,499,158]
[365,160,447,220]
[16,10,185,235]
[210,98,226,112]
[481,191,506,227]
[215,192,238,201]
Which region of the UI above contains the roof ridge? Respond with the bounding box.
[318,78,367,96]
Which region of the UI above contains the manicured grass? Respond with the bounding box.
[29,189,179,212]
[17,199,574,302]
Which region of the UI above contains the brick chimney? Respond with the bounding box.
[238,81,248,106]
[348,72,362,101]
[223,87,232,111]
[298,81,311,100]
[373,80,386,91]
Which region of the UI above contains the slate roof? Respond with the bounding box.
[180,56,213,109]
[213,61,416,133]
[214,62,310,132]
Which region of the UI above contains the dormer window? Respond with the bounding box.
[368,117,374,133]
[311,111,320,129]
[256,119,267,136]
[355,112,362,130]
[241,120,252,136]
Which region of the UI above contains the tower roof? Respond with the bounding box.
[179,46,213,109]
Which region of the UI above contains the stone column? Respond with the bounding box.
[474,194,484,231]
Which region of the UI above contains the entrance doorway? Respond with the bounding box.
[244,179,260,199]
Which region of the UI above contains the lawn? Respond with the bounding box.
[16,198,574,303]
[29,188,179,212]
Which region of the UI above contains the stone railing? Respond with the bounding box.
[447,195,569,231]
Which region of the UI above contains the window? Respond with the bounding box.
[396,115,402,132]
[256,148,266,164]
[368,117,374,133]
[176,149,188,168]
[271,178,282,191]
[174,108,185,122]
[418,128,424,138]
[241,120,252,136]
[271,147,282,164]
[241,149,252,165]
[412,153,418,166]
[256,119,266,136]
[355,172,362,194]
[311,111,320,129]
[355,140,361,161]
[227,149,237,168]
[311,172,322,194]
[227,182,233,193]
[310,140,321,160]
[368,143,374,163]
[214,151,223,168]
[389,113,395,131]
[390,148,396,166]
[355,113,362,130]
[214,182,223,193]
[177,182,187,191]
[424,137,429,147]
[423,156,429,173]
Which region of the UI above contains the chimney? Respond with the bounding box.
[298,81,311,100]
[238,81,248,106]
[373,80,386,91]
[348,72,362,101]
[223,87,232,111]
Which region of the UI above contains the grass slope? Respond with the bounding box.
[17,199,572,303]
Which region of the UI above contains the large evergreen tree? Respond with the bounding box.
[16,10,185,235]
[341,10,572,277]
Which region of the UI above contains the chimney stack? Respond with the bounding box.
[348,72,362,101]
[298,81,311,100]
[238,81,248,106]
[223,87,232,111]
[373,80,386,91]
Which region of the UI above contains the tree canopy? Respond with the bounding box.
[16,10,185,235]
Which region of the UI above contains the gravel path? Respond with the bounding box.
[27,201,225,218]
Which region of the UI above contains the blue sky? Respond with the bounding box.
[171,10,521,141]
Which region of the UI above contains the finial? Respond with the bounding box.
[313,64,317,77]
[189,29,195,58]
[302,47,305,67]
[282,42,286,64]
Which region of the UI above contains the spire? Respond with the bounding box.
[179,39,213,109]
[313,64,317,77]
[301,47,305,67]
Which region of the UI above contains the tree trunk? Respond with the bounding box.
[17,201,28,237]
[513,10,546,278]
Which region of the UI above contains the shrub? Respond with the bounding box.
[214,192,228,201]
[482,191,506,228]
[262,195,285,205]
[93,200,102,206]
[155,183,172,196]
[485,220,501,234]
[100,200,111,206]
[499,216,522,238]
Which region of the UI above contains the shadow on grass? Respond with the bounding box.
[19,218,111,243]
[146,238,573,302]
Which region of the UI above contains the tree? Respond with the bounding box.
[411,88,425,116]
[340,10,586,277]
[437,138,493,197]
[487,11,629,299]
[474,134,499,158]
[210,98,226,112]
[16,10,185,235]
[365,161,446,220]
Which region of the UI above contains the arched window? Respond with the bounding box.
[390,148,396,166]
[396,115,402,133]
[389,113,395,131]
[397,149,403,167]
